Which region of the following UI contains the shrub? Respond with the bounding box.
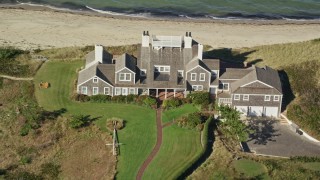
[5,171,43,180]
[126,94,138,103]
[177,112,204,129]
[143,96,157,107]
[69,114,90,129]
[111,95,126,103]
[20,123,32,136]
[135,95,148,105]
[20,156,32,165]
[162,98,182,109]
[73,94,90,102]
[0,77,3,89]
[0,47,24,60]
[106,117,125,130]
[40,162,61,179]
[187,92,210,106]
[90,94,111,103]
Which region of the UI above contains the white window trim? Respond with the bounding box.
[140,69,146,76]
[81,86,87,95]
[274,95,280,101]
[154,65,170,73]
[129,88,135,95]
[199,73,205,81]
[234,94,240,100]
[178,70,184,78]
[192,85,203,91]
[92,87,99,95]
[243,94,249,101]
[119,73,131,81]
[115,87,121,95]
[122,88,128,95]
[93,77,98,83]
[191,73,197,81]
[264,95,271,101]
[104,87,110,95]
[223,83,229,91]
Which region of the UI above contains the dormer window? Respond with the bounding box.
[93,77,98,83]
[140,69,147,76]
[154,65,170,73]
[119,73,131,81]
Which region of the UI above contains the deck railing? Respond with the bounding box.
[218,98,232,104]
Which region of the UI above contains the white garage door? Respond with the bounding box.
[264,107,278,117]
[249,106,263,116]
[235,106,248,115]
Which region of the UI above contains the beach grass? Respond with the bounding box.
[143,124,202,179]
[162,104,199,123]
[34,60,157,179]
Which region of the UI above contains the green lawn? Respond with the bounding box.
[143,125,203,179]
[34,61,157,179]
[233,159,268,178]
[162,104,199,123]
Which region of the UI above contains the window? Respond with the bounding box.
[192,85,203,91]
[243,94,249,101]
[81,86,87,95]
[264,95,271,101]
[140,69,146,76]
[178,70,184,78]
[115,87,121,95]
[191,73,197,81]
[93,87,99,95]
[223,83,229,91]
[122,88,128,95]
[93,77,98,83]
[154,65,170,72]
[129,88,135,95]
[274,95,280,101]
[199,73,205,81]
[104,87,110,95]
[119,73,131,81]
[234,94,240,100]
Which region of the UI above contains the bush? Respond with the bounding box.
[106,117,125,130]
[40,162,61,179]
[20,123,32,136]
[143,96,157,107]
[73,94,90,102]
[177,112,204,129]
[162,98,182,109]
[69,114,90,129]
[90,94,111,103]
[187,92,210,106]
[111,95,126,103]
[20,156,32,165]
[126,94,138,103]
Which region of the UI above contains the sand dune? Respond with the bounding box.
[0,9,320,49]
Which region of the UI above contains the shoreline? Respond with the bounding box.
[1,4,320,25]
[1,7,320,50]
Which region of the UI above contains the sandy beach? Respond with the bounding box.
[0,8,320,49]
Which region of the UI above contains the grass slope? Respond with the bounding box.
[34,61,156,179]
[143,125,202,179]
[162,104,199,123]
[233,159,267,178]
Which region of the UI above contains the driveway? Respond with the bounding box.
[244,119,320,157]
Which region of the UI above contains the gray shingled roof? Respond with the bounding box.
[85,50,113,68]
[203,59,220,70]
[97,64,115,85]
[78,63,115,86]
[115,53,136,73]
[230,66,282,94]
[78,63,99,85]
[186,59,211,72]
[219,67,254,80]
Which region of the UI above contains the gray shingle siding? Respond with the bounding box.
[78,77,113,96]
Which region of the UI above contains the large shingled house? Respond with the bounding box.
[77,31,283,117]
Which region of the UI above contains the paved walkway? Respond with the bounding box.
[0,75,33,81]
[136,108,163,180]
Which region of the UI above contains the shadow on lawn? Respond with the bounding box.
[177,118,215,180]
[246,119,281,145]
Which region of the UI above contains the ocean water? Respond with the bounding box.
[4,0,320,20]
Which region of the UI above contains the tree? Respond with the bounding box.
[69,114,90,128]
[218,105,252,142]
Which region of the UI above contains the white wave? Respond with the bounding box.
[16,0,78,11]
[85,6,149,18]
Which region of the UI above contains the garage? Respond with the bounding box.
[235,106,248,116]
[264,107,279,117]
[248,106,263,116]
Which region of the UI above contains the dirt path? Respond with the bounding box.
[136,108,163,180]
[0,75,33,81]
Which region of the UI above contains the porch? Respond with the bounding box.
[145,88,186,100]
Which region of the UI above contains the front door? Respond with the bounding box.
[122,88,128,95]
